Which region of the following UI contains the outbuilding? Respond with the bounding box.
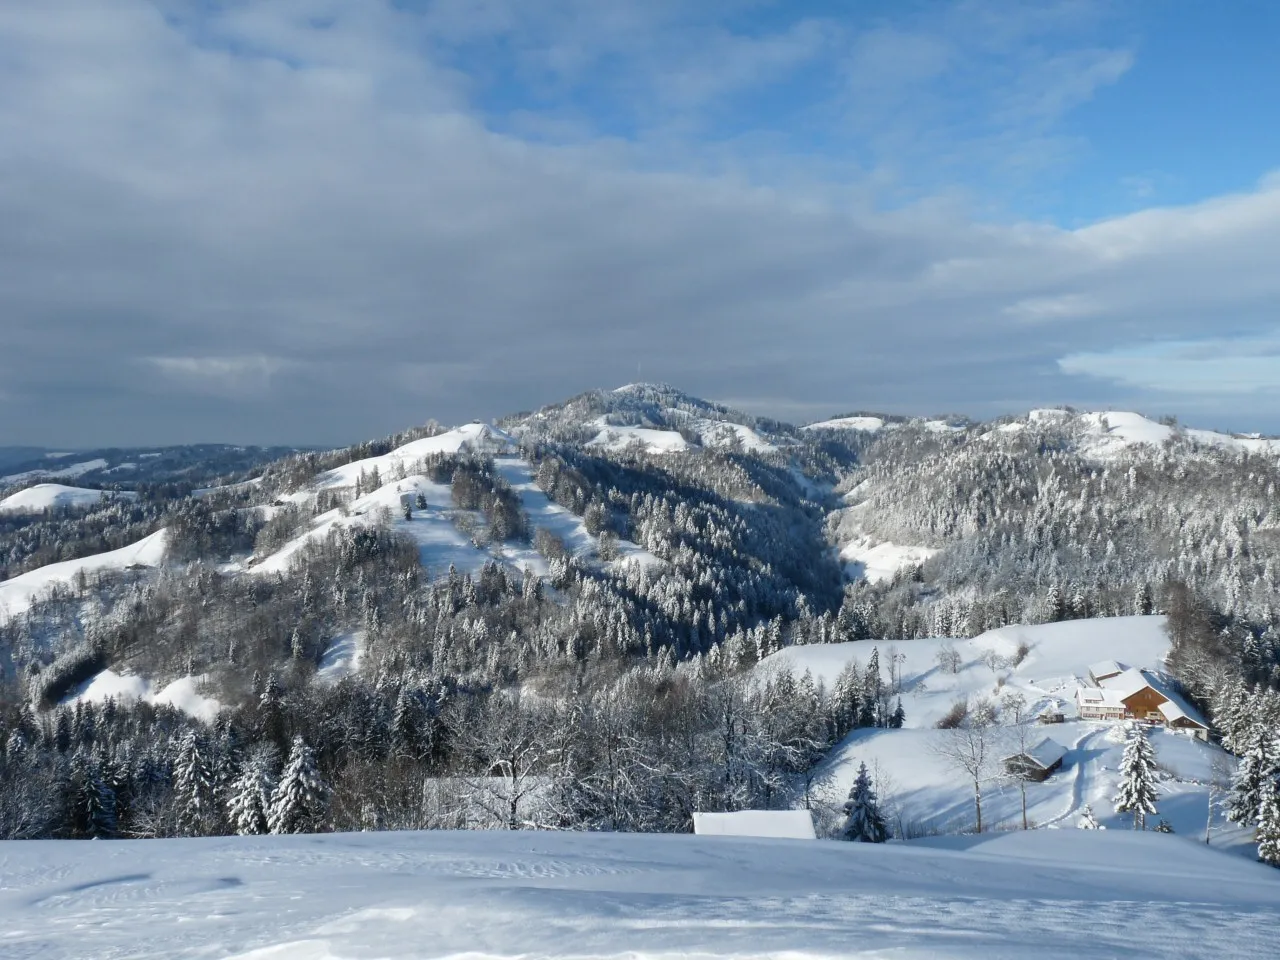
[1002,736,1067,782]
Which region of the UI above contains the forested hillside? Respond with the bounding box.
[1,386,1277,861]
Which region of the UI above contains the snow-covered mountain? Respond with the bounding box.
[2,383,1278,890]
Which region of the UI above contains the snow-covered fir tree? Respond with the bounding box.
[1227,729,1278,827]
[1257,781,1280,867]
[1114,724,1160,830]
[841,762,888,843]
[269,736,328,835]
[229,746,279,836]
[173,729,216,837]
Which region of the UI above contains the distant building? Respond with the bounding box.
[1002,737,1067,782]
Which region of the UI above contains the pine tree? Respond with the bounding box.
[888,699,906,729]
[1114,724,1159,830]
[72,753,118,839]
[173,729,216,837]
[1077,803,1101,829]
[228,746,278,836]
[1227,728,1277,827]
[1257,781,1280,867]
[269,736,328,835]
[840,762,888,842]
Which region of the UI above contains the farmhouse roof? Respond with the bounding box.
[1005,736,1067,770]
[1089,659,1126,680]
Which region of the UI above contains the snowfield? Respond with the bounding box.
[586,420,691,454]
[838,534,938,584]
[760,617,1249,847]
[0,483,137,514]
[0,829,1276,959]
[803,415,887,432]
[68,670,224,723]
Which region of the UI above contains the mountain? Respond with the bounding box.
[0,443,306,493]
[1,384,1277,874]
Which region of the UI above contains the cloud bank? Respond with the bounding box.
[1,1,1279,445]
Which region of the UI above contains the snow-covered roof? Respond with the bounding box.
[1088,659,1126,680]
[1004,736,1067,770]
[1098,667,1156,701]
[1076,687,1126,707]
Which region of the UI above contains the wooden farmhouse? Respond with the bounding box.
[1002,737,1067,782]
[1075,664,1210,740]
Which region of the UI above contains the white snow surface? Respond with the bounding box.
[759,617,1248,844]
[802,415,886,432]
[838,535,938,584]
[586,421,691,454]
[311,423,517,492]
[1,829,1276,959]
[255,457,657,580]
[1068,411,1279,460]
[0,483,137,514]
[315,631,366,684]
[69,670,223,723]
[693,810,817,839]
[0,528,168,622]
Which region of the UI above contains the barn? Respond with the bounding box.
[1001,737,1068,782]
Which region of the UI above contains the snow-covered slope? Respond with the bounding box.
[69,670,223,723]
[255,454,657,580]
[310,423,517,493]
[803,414,887,432]
[252,475,491,577]
[838,534,938,584]
[0,528,168,622]
[1,829,1274,959]
[760,617,1244,842]
[0,483,137,514]
[585,421,691,454]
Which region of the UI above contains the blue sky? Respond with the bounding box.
[1,0,1279,444]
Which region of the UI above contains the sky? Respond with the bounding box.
[2,0,1279,446]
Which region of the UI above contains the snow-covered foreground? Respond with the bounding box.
[1,829,1275,959]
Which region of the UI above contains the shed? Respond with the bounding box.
[1002,736,1067,782]
[692,810,817,840]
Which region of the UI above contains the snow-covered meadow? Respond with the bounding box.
[2,828,1277,960]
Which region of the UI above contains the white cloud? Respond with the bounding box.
[0,1,1278,444]
[1059,336,1280,395]
[145,356,293,396]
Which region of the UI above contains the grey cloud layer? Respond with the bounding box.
[2,2,1280,445]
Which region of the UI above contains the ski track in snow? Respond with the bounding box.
[1,831,1277,959]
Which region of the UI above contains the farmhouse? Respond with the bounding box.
[1002,737,1067,782]
[1075,667,1210,739]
